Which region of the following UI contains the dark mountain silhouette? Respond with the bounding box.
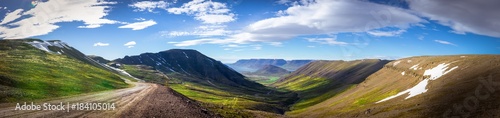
[113,49,261,88]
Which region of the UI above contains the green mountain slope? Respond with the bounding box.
[0,39,128,103]
[273,59,389,110]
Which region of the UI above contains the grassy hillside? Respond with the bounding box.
[273,59,389,111]
[246,76,281,85]
[0,39,128,103]
[288,55,500,117]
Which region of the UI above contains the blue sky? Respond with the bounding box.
[0,0,499,63]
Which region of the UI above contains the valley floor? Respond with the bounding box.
[0,82,216,117]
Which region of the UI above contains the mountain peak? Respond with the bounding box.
[114,49,261,88]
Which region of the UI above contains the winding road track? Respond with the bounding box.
[0,82,217,118]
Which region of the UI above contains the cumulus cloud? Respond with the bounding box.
[169,0,423,46]
[93,42,110,47]
[408,0,500,38]
[129,1,170,12]
[119,20,157,30]
[0,0,119,39]
[167,0,235,24]
[434,40,457,46]
[124,41,137,48]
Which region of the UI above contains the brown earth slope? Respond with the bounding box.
[287,55,500,118]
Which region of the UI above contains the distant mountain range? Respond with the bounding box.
[228,59,313,72]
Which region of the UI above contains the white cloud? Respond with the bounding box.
[0,9,23,25]
[124,41,136,48]
[164,31,191,37]
[161,25,234,37]
[168,38,231,47]
[307,45,316,48]
[119,20,157,30]
[253,46,262,50]
[134,17,146,21]
[224,44,243,48]
[434,40,457,46]
[93,42,109,47]
[367,29,406,37]
[167,0,236,24]
[418,35,424,40]
[170,0,423,46]
[247,0,421,35]
[408,0,500,38]
[268,42,283,47]
[129,1,170,12]
[306,37,348,45]
[0,0,118,39]
[78,24,102,29]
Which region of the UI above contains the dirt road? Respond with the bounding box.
[0,82,217,118]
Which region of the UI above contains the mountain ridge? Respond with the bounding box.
[113,49,262,88]
[284,55,500,117]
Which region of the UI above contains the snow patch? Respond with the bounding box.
[167,67,176,73]
[410,64,420,70]
[377,63,458,103]
[423,63,458,80]
[407,60,412,63]
[26,41,54,53]
[207,80,217,87]
[393,61,401,66]
[102,64,144,82]
[26,41,73,54]
[401,71,405,75]
[183,52,189,58]
[460,56,467,58]
[47,41,67,48]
